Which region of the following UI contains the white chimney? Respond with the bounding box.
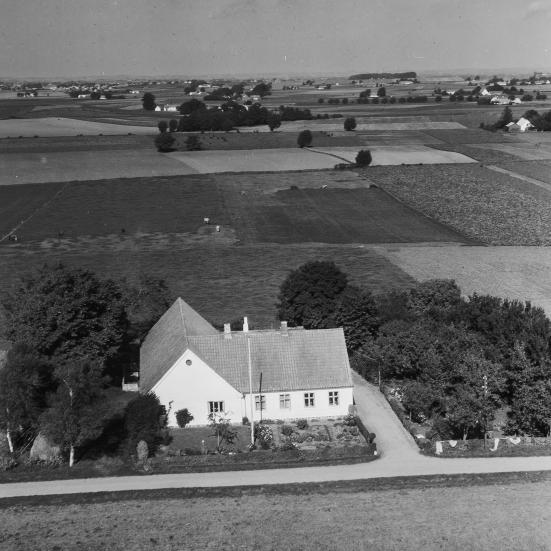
[224,323,232,339]
[243,316,249,332]
[281,321,288,335]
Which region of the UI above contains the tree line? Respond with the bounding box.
[277,261,551,439]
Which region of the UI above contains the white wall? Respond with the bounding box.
[245,387,354,424]
[151,349,354,426]
[151,350,244,427]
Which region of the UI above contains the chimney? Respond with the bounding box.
[280,321,288,336]
[224,323,232,339]
[243,316,249,333]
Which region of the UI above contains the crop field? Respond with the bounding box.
[361,164,551,245]
[0,150,198,185]
[468,142,551,161]
[274,119,467,133]
[496,160,551,185]
[375,245,551,317]
[2,479,551,550]
[0,117,155,138]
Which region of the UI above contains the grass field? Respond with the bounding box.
[361,164,551,245]
[0,150,198,185]
[2,477,551,550]
[375,245,551,317]
[0,117,156,138]
[497,160,551,185]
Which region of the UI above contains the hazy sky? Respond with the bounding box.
[1,0,550,78]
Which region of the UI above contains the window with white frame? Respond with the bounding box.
[304,392,315,407]
[255,394,266,411]
[208,401,224,415]
[329,391,339,406]
[279,394,291,409]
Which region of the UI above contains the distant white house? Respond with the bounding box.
[154,104,179,112]
[479,88,491,96]
[506,117,534,132]
[139,298,355,427]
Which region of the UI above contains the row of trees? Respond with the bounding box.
[277,261,551,438]
[0,265,173,464]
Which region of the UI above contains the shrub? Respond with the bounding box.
[281,424,294,436]
[154,132,175,152]
[157,120,168,134]
[344,117,357,131]
[255,424,274,449]
[136,440,149,462]
[296,418,308,430]
[278,441,297,452]
[297,129,313,148]
[0,456,17,471]
[343,413,357,426]
[175,408,194,428]
[185,135,202,151]
[368,432,376,444]
[355,150,372,167]
[242,416,250,426]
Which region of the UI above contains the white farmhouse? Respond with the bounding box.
[139,298,354,427]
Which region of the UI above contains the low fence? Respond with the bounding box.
[430,436,551,457]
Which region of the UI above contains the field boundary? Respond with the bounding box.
[0,181,70,243]
[305,147,354,165]
[486,164,551,193]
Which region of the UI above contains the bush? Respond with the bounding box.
[281,424,294,436]
[297,129,313,148]
[344,117,357,131]
[154,132,175,152]
[343,414,357,426]
[157,120,168,134]
[355,150,372,167]
[296,418,308,430]
[175,408,194,428]
[185,135,202,151]
[242,416,250,426]
[255,424,274,449]
[0,456,17,471]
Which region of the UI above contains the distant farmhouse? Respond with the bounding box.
[506,117,535,133]
[139,298,354,427]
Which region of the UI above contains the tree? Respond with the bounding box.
[495,106,513,129]
[267,113,281,131]
[0,345,53,453]
[142,92,156,111]
[157,120,168,134]
[277,261,348,328]
[355,150,372,166]
[168,119,179,133]
[508,379,551,436]
[344,117,357,131]
[377,86,386,97]
[122,393,168,455]
[297,129,313,148]
[208,412,238,451]
[154,132,175,152]
[334,286,379,353]
[40,359,110,466]
[179,98,206,115]
[3,264,127,367]
[406,279,461,321]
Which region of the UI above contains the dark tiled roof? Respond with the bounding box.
[139,298,219,392]
[140,298,352,393]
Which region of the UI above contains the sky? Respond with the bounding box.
[1,0,551,78]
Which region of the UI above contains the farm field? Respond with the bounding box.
[496,160,551,185]
[0,150,197,185]
[361,164,551,245]
[0,242,416,330]
[469,142,551,161]
[2,479,551,550]
[168,145,476,174]
[0,117,156,138]
[374,245,551,317]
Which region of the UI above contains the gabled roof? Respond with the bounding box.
[139,298,218,392]
[140,299,352,394]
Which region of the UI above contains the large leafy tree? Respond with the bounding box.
[3,264,127,367]
[142,92,156,111]
[40,359,111,466]
[0,344,53,452]
[277,261,348,329]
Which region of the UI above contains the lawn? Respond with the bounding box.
[2,476,551,550]
[360,164,551,245]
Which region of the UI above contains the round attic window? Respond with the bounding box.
[186,359,192,366]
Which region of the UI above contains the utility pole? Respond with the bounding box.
[248,336,254,446]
